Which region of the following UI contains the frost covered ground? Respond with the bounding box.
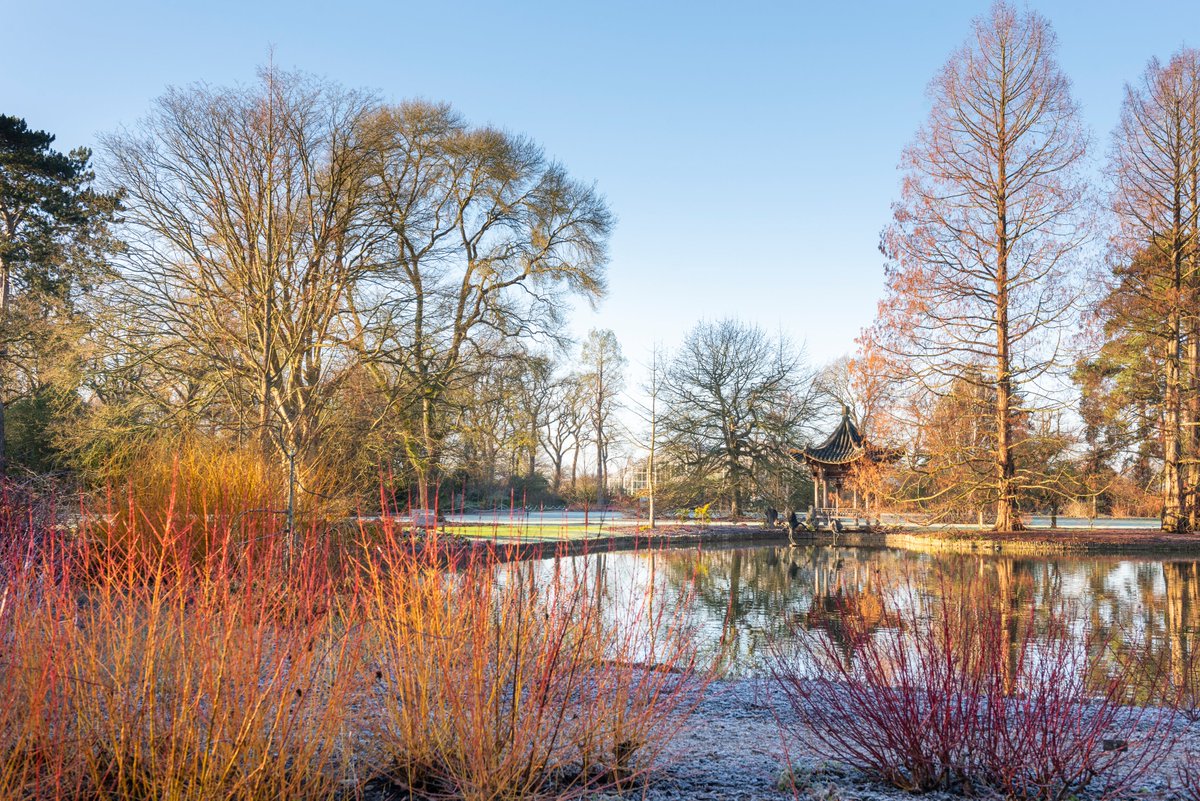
[595,678,1195,801]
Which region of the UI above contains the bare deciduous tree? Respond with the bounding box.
[580,329,624,506]
[660,319,812,517]
[362,102,613,508]
[540,371,586,494]
[622,343,667,527]
[103,67,376,484]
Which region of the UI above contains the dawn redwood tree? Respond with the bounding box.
[0,116,117,473]
[872,1,1090,531]
[1106,48,1200,532]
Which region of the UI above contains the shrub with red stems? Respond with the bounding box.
[0,479,705,800]
[769,572,1175,800]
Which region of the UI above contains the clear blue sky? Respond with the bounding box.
[3,0,1197,378]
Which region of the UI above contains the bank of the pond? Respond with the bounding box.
[455,522,1200,561]
[457,523,796,561]
[882,526,1200,556]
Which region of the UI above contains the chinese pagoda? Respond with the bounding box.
[792,406,898,516]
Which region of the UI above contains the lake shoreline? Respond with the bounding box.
[454,523,1200,561]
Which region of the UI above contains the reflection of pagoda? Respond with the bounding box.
[792,406,900,517]
[805,584,890,656]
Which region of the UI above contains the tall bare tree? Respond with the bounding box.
[580,329,624,506]
[660,319,811,517]
[362,102,613,508]
[873,1,1090,531]
[514,354,555,480]
[103,67,376,483]
[540,371,585,494]
[1107,48,1200,532]
[623,343,667,527]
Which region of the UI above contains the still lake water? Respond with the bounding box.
[523,543,1200,677]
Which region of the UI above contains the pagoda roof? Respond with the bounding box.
[793,407,900,468]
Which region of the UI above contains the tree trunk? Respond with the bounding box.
[595,434,605,507]
[1165,162,1188,533]
[994,189,1020,532]
[418,393,440,512]
[648,403,656,529]
[992,98,1023,534]
[1164,318,1187,532]
[1188,331,1200,530]
[528,419,537,479]
[1188,118,1200,530]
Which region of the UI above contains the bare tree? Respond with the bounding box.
[103,67,377,487]
[1106,48,1200,532]
[645,344,666,528]
[580,329,624,506]
[565,375,591,492]
[515,354,555,480]
[623,343,667,527]
[540,371,585,494]
[361,102,613,508]
[873,1,1090,531]
[660,319,812,517]
[813,353,893,437]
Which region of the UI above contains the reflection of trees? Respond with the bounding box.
[582,546,1200,680]
[1163,562,1200,691]
[804,574,889,662]
[656,545,910,672]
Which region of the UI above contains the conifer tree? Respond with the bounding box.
[0,115,118,472]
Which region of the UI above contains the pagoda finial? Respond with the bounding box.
[840,403,849,419]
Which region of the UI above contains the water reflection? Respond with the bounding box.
[527,544,1200,679]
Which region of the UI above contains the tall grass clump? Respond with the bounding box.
[0,480,704,800]
[770,571,1174,800]
[94,436,287,565]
